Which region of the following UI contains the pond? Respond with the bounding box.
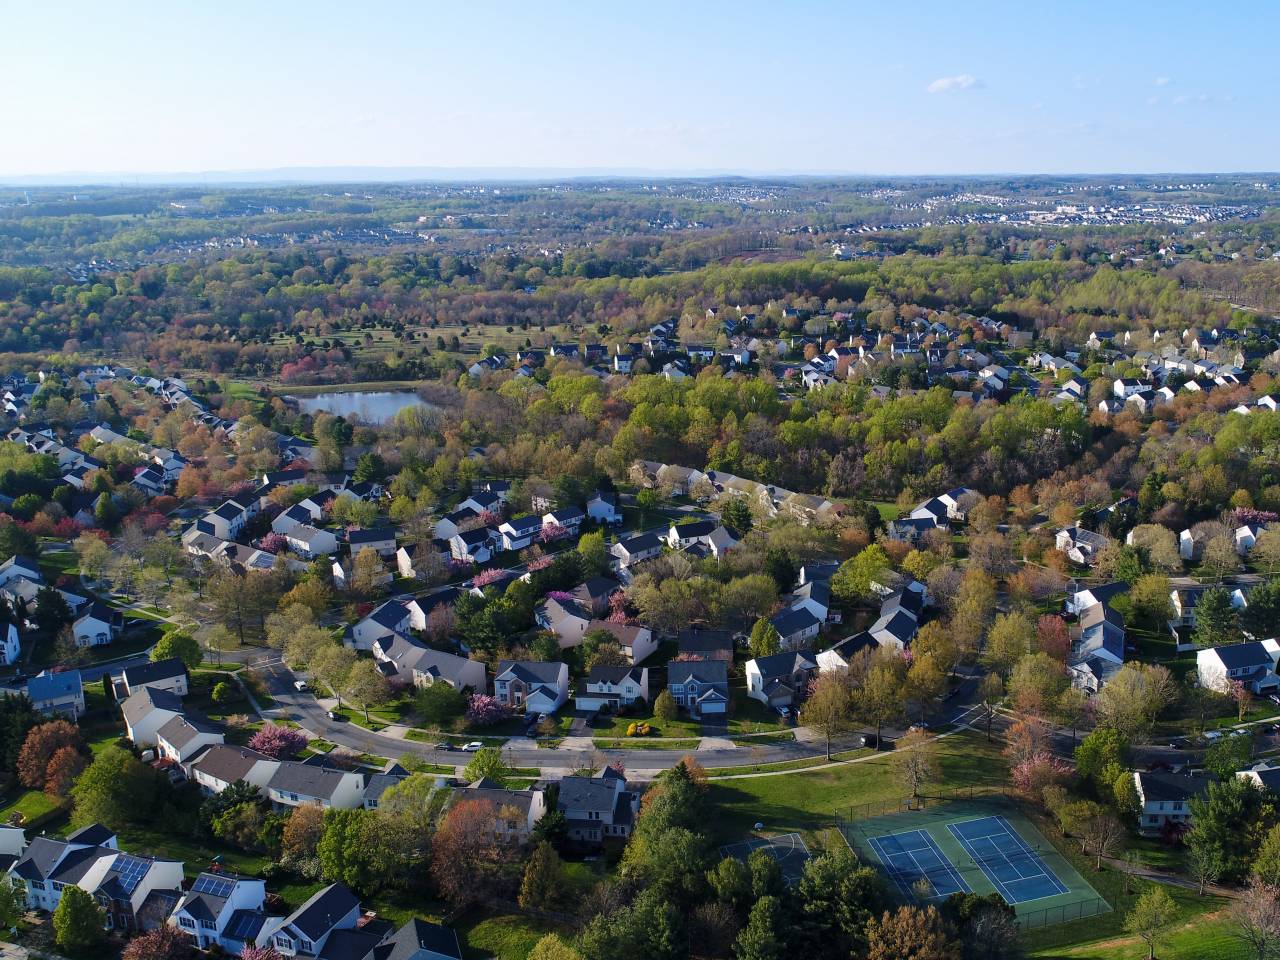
[287,390,433,424]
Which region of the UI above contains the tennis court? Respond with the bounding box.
[948,816,1069,904]
[867,828,971,900]
[720,832,811,884]
[841,795,1109,928]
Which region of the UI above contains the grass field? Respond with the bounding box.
[592,737,702,750]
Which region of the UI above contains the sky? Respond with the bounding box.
[4,0,1278,180]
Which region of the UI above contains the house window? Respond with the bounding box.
[30,881,44,891]
[275,936,292,950]
[179,917,195,929]
[199,919,215,930]
[298,940,312,953]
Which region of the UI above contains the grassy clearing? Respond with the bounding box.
[593,738,702,750]
[457,911,565,960]
[0,788,64,826]
[706,747,873,778]
[1029,913,1244,959]
[729,731,796,745]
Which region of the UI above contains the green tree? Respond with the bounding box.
[1187,778,1266,883]
[734,895,783,960]
[720,498,753,534]
[1129,574,1173,625]
[33,586,73,633]
[792,845,887,959]
[519,842,566,911]
[93,492,119,528]
[71,745,157,829]
[1125,887,1177,960]
[1253,823,1280,886]
[748,616,781,658]
[1192,588,1241,649]
[800,672,850,760]
[151,631,201,670]
[52,885,105,953]
[0,874,26,930]
[830,545,890,604]
[415,682,465,728]
[1074,727,1128,790]
[1242,580,1280,641]
[706,856,752,915]
[577,530,609,578]
[463,747,512,786]
[654,689,678,722]
[1204,733,1254,781]
[343,658,391,724]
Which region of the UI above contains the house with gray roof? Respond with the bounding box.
[122,686,185,747]
[746,650,818,707]
[557,767,639,846]
[1197,640,1280,696]
[156,713,225,764]
[575,665,649,712]
[266,760,367,811]
[493,661,569,714]
[117,657,189,699]
[256,882,361,956]
[667,660,729,718]
[372,633,486,692]
[187,745,279,795]
[169,872,267,954]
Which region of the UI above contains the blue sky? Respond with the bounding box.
[5,0,1277,178]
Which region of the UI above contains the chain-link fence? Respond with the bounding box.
[1016,896,1112,930]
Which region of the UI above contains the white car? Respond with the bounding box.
[462,741,484,752]
[293,680,308,692]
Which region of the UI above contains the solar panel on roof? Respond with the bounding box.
[227,911,264,940]
[192,874,235,898]
[113,855,149,894]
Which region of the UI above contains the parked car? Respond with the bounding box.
[435,742,456,752]
[462,741,484,752]
[775,706,791,721]
[293,680,308,692]
[861,733,880,749]
[326,710,343,721]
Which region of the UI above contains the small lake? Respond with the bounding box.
[288,390,432,424]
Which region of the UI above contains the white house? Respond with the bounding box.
[117,657,189,698]
[585,619,657,665]
[535,596,593,646]
[1054,527,1109,566]
[72,602,123,647]
[1237,524,1267,556]
[769,607,822,650]
[346,600,411,651]
[257,883,361,956]
[155,714,225,764]
[499,515,543,552]
[746,650,818,708]
[1196,640,1280,695]
[574,665,650,711]
[587,490,622,524]
[1133,770,1211,835]
[169,872,268,954]
[0,621,19,666]
[449,528,494,565]
[817,631,880,674]
[347,527,397,559]
[266,762,368,812]
[286,525,338,559]
[26,669,84,717]
[611,532,664,570]
[122,687,185,747]
[188,745,280,796]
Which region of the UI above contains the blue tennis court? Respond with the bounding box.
[868,828,971,900]
[947,816,1069,904]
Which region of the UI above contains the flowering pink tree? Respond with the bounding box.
[479,508,504,527]
[1011,751,1071,800]
[448,558,475,574]
[465,694,509,727]
[241,945,285,960]
[1234,508,1280,526]
[606,590,631,624]
[525,555,554,572]
[256,532,288,555]
[540,522,567,543]
[546,590,575,604]
[248,724,308,759]
[472,568,508,588]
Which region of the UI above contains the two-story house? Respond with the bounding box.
[256,883,361,957]
[535,596,593,646]
[121,686,185,747]
[575,665,650,712]
[346,600,411,651]
[666,660,729,718]
[746,650,819,708]
[769,607,822,650]
[498,515,543,552]
[187,745,279,796]
[72,602,124,647]
[1197,641,1280,695]
[169,872,268,954]
[156,714,225,765]
[1133,770,1212,835]
[27,669,84,717]
[453,780,547,845]
[347,527,398,559]
[266,761,368,812]
[493,661,570,714]
[116,657,189,700]
[584,620,657,665]
[557,767,640,846]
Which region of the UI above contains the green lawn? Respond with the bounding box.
[592,738,702,750]
[0,788,64,826]
[705,731,1005,842]
[706,746,873,778]
[457,911,565,960]
[1030,915,1246,959]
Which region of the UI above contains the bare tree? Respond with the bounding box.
[1230,878,1280,960]
[1081,810,1125,871]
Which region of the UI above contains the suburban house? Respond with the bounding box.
[499,515,543,552]
[256,883,362,956]
[818,631,880,673]
[10,825,184,931]
[887,515,939,543]
[346,600,412,651]
[1133,771,1212,835]
[454,780,548,845]
[155,714,225,764]
[570,576,621,617]
[611,532,664,570]
[676,627,734,662]
[746,650,818,708]
[1238,762,1280,795]
[449,527,494,565]
[1196,641,1280,695]
[493,660,570,714]
[910,487,979,526]
[574,665,650,712]
[122,687,185,747]
[666,660,729,718]
[272,502,319,536]
[188,745,279,796]
[557,767,640,845]
[1065,581,1129,616]
[769,606,822,650]
[169,871,268,955]
[1055,527,1110,566]
[285,525,338,559]
[27,668,85,717]
[347,526,397,559]
[542,506,585,537]
[665,520,737,558]
[372,633,486,692]
[266,761,368,812]
[1067,603,1126,694]
[1237,524,1268,556]
[116,657,189,699]
[584,619,657,664]
[72,601,124,647]
[535,595,593,646]
[586,490,622,524]
[788,580,831,623]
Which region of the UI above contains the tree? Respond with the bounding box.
[282,803,326,861]
[349,548,386,597]
[734,895,784,960]
[93,492,119,529]
[858,652,906,742]
[430,798,504,907]
[151,631,201,670]
[463,746,513,786]
[33,586,73,633]
[1187,836,1226,896]
[1074,727,1128,789]
[70,744,157,828]
[1035,614,1072,663]
[1080,809,1125,870]
[17,720,84,789]
[1255,824,1280,886]
[983,611,1036,676]
[831,545,890,604]
[1007,652,1068,716]
[465,693,509,727]
[1230,878,1280,960]
[1243,580,1280,642]
[748,616,781,658]
[800,672,850,760]
[1187,777,1265,884]
[1204,732,1254,781]
[720,498,752,534]
[0,874,27,931]
[529,935,584,960]
[344,659,392,724]
[791,844,888,959]
[74,532,111,581]
[122,924,195,960]
[315,807,409,896]
[45,745,88,798]
[866,905,961,960]
[1193,587,1241,649]
[577,530,609,578]
[893,728,939,799]
[415,681,465,728]
[706,856,752,915]
[977,673,1004,741]
[654,689,678,722]
[310,643,357,706]
[248,724,308,759]
[240,948,285,960]
[748,847,784,900]
[1129,574,1173,625]
[519,842,565,911]
[1094,663,1173,742]
[1125,887,1177,960]
[53,885,105,953]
